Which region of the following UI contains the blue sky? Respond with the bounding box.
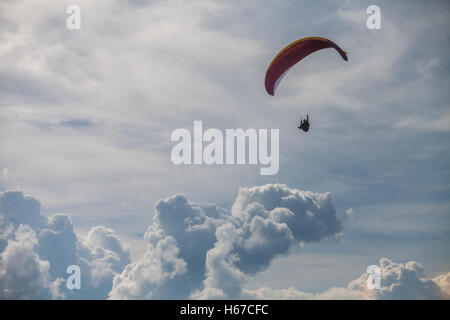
[0,0,449,299]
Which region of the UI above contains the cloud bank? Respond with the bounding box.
[1,187,448,299]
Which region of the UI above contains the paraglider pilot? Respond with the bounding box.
[298,114,310,132]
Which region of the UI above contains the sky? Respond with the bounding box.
[0,0,449,299]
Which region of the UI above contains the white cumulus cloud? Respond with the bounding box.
[110,184,343,299]
[0,191,130,299]
[244,258,449,300]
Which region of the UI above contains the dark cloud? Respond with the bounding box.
[0,191,46,229]
[58,119,95,129]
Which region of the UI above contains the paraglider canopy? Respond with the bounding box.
[265,36,348,95]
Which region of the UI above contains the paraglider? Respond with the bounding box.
[297,114,310,132]
[264,36,348,96]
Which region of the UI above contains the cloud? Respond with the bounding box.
[109,194,227,299]
[84,226,131,272]
[0,191,47,229]
[194,184,342,298]
[244,258,449,300]
[0,191,130,299]
[347,258,446,300]
[110,183,342,299]
[109,236,187,299]
[191,223,246,300]
[432,272,450,299]
[232,184,342,243]
[394,113,450,132]
[0,0,267,211]
[345,207,354,219]
[242,286,363,300]
[0,225,62,299]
